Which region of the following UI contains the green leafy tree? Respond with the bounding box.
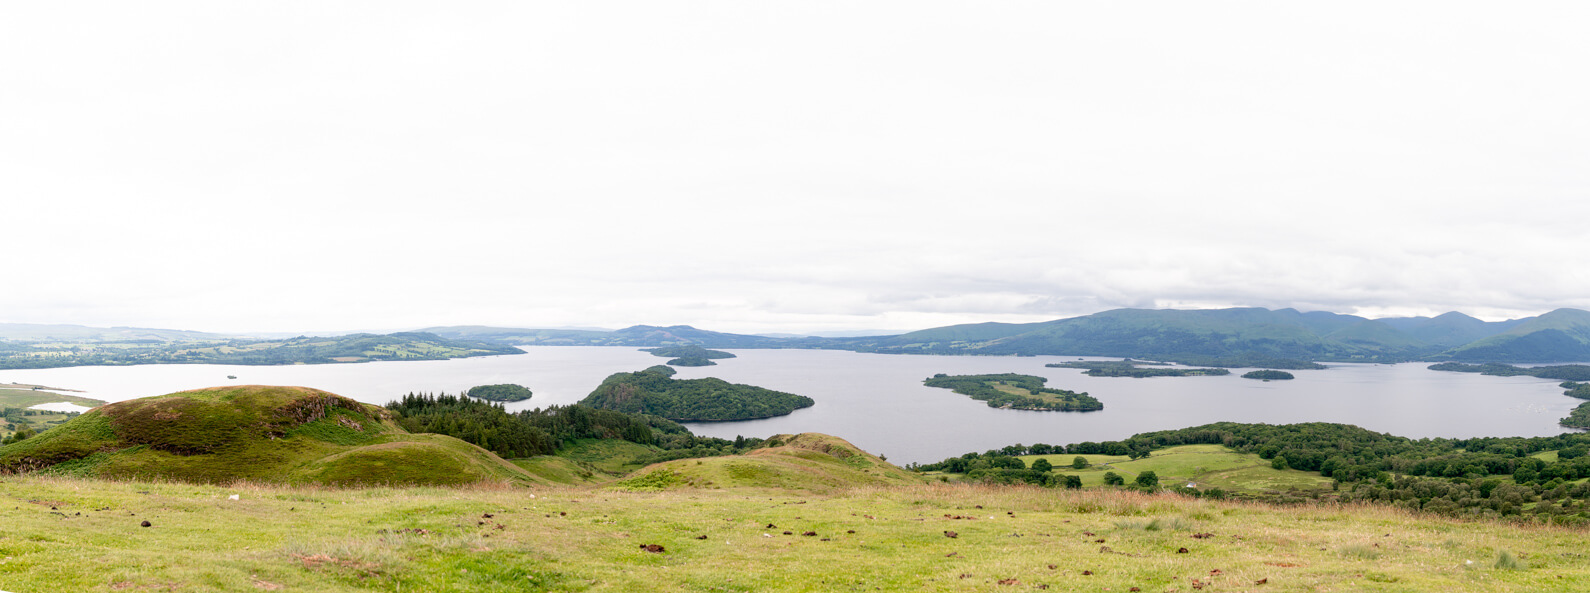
[1031,458,1053,473]
[1072,456,1088,469]
[1135,470,1159,489]
[1063,475,1082,489]
[1103,471,1124,486]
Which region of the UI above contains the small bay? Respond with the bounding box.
[0,347,1577,465]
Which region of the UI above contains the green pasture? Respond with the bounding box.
[1023,444,1334,493]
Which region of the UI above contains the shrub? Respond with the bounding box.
[1135,470,1159,489]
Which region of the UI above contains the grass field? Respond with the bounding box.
[507,440,665,486]
[1022,444,1335,492]
[0,476,1585,592]
[989,381,1079,406]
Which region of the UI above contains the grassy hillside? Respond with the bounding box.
[1379,312,1523,349]
[0,385,537,487]
[613,433,921,493]
[2,475,1586,592]
[838,307,1429,363]
[1439,309,1590,362]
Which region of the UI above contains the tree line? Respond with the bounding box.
[385,392,764,462]
[917,421,1590,522]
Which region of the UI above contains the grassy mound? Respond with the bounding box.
[614,433,921,493]
[0,385,536,486]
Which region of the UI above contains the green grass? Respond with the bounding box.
[1024,445,1334,493]
[556,438,663,476]
[1,476,1587,592]
[511,456,605,485]
[0,386,537,487]
[611,433,922,494]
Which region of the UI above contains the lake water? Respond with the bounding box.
[1,347,1579,465]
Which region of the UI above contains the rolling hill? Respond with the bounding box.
[0,385,538,486]
[18,306,1590,367]
[825,307,1590,364]
[0,331,522,369]
[1435,309,1590,362]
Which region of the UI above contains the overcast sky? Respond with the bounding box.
[5,2,1589,335]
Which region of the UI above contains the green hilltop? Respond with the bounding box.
[0,385,536,486]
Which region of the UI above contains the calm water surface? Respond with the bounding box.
[1,347,1577,465]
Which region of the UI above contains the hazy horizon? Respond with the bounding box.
[0,304,1558,339]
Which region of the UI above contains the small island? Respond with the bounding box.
[923,373,1102,411]
[581,365,814,422]
[1241,370,1295,381]
[465,383,534,402]
[643,345,737,367]
[665,356,716,367]
[1046,359,1231,378]
[643,345,735,359]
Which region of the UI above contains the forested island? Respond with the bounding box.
[1046,359,1231,377]
[643,344,735,359]
[923,373,1102,411]
[665,357,715,366]
[580,365,815,422]
[643,345,736,367]
[464,383,533,402]
[1241,370,1295,380]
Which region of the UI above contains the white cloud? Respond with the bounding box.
[4,2,1589,334]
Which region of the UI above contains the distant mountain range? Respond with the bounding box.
[8,307,1590,367]
[421,307,1590,365]
[0,323,229,343]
